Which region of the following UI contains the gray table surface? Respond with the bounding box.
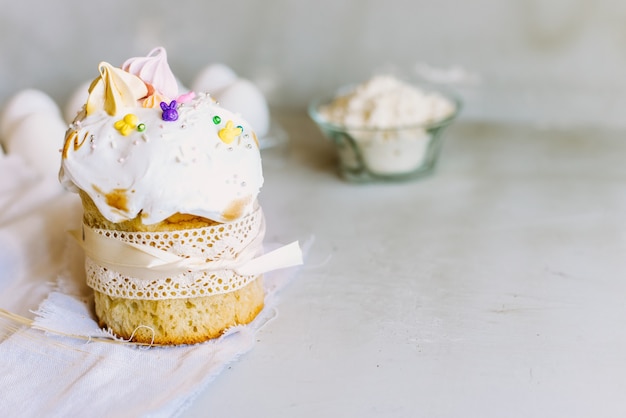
[182,113,626,418]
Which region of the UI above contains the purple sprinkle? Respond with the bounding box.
[160,100,179,122]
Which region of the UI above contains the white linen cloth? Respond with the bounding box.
[0,153,304,418]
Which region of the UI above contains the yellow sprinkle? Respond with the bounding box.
[218,120,243,144]
[114,114,139,136]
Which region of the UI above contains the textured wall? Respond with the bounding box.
[1,0,625,127]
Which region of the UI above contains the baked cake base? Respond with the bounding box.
[80,191,266,345]
[94,276,264,345]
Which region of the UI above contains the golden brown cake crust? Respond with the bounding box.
[93,277,264,345]
[79,191,265,345]
[79,191,220,231]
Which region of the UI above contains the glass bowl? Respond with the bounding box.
[308,87,461,182]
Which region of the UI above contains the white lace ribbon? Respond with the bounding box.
[70,209,302,299]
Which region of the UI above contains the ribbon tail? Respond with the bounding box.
[235,241,303,276]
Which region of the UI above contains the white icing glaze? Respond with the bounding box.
[60,92,263,224]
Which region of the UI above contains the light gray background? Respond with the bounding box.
[1,0,625,127]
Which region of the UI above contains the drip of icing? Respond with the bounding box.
[86,63,148,116]
[122,47,178,100]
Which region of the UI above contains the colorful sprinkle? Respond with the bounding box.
[114,114,139,136]
[137,123,146,132]
[212,115,221,125]
[218,120,243,144]
[176,91,196,104]
[160,100,178,121]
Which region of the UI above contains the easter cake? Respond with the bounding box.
[59,47,291,344]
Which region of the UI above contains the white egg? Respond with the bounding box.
[214,79,270,137]
[63,80,91,124]
[0,89,61,141]
[191,63,238,95]
[4,112,67,180]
